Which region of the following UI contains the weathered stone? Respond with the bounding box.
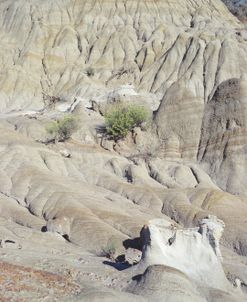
[0,1,246,301]
[198,215,225,259]
[139,218,229,290]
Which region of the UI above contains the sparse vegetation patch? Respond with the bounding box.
[46,115,80,142]
[105,103,150,140]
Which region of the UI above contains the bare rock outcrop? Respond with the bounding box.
[139,218,228,290]
[46,216,71,238]
[128,265,207,302]
[129,218,247,301]
[198,215,225,259]
[128,263,246,302]
[222,0,247,21]
[0,1,247,301]
[198,77,247,195]
[0,0,246,197]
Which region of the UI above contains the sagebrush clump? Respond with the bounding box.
[105,103,150,140]
[46,115,80,142]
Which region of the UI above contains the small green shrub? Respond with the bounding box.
[46,115,80,142]
[105,103,150,140]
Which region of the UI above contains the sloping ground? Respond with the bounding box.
[0,0,242,109]
[0,0,247,301]
[0,0,247,195]
[0,114,246,301]
[0,261,80,301]
[222,0,247,21]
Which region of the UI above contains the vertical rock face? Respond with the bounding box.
[198,215,225,258]
[139,218,228,290]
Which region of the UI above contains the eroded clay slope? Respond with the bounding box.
[0,0,247,195]
[222,0,247,21]
[0,0,247,301]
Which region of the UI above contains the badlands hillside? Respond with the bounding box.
[222,0,247,20]
[0,0,247,301]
